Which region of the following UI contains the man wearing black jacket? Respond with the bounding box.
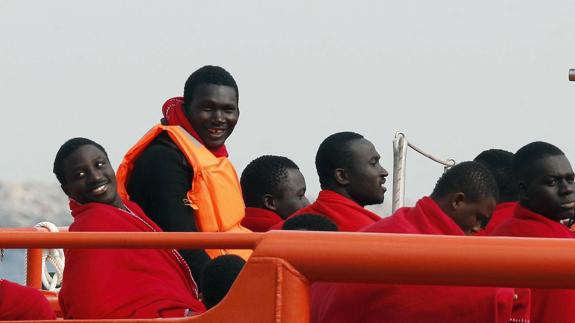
[120,66,244,285]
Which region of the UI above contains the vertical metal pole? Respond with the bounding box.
[26,248,43,289]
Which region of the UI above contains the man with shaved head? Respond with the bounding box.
[116,66,250,285]
[273,131,388,231]
[492,141,575,323]
[240,155,309,231]
[312,161,529,323]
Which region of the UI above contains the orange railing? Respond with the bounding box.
[0,227,69,289]
[2,231,575,322]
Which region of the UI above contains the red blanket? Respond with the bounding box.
[59,200,205,319]
[241,207,283,232]
[272,190,380,231]
[475,202,517,236]
[312,197,523,323]
[0,280,55,320]
[491,203,575,323]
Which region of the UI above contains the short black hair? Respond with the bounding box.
[201,255,245,309]
[240,155,300,206]
[53,137,108,184]
[183,65,239,109]
[513,141,565,181]
[315,132,364,188]
[430,161,499,202]
[282,214,339,231]
[474,149,517,203]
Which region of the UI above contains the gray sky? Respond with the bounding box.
[1,0,574,212]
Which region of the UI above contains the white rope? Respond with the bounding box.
[405,141,456,168]
[392,132,456,212]
[33,222,65,292]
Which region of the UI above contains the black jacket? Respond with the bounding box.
[126,133,211,285]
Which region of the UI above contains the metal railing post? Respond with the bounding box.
[26,248,43,288]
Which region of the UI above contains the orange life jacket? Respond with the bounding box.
[116,124,251,259]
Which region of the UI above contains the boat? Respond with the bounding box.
[2,130,575,322]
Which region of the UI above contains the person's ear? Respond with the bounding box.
[262,194,277,211]
[449,192,466,211]
[334,168,350,185]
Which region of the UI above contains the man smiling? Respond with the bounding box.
[116,66,250,285]
[491,141,575,323]
[54,138,205,319]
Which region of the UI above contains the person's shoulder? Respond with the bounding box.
[489,217,519,236]
[362,207,414,233]
[133,134,192,173]
[124,200,145,214]
[70,204,133,232]
[0,280,52,306]
[139,134,184,161]
[0,279,28,294]
[2,280,41,298]
[123,200,158,226]
[491,216,556,238]
[292,203,317,216]
[362,215,401,233]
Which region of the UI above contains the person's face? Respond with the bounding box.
[450,194,497,235]
[342,139,389,207]
[61,145,123,208]
[520,155,575,221]
[272,168,310,219]
[186,84,239,149]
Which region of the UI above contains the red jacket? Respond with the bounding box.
[491,203,575,323]
[241,207,283,232]
[59,200,205,319]
[475,202,517,236]
[312,197,526,323]
[273,190,380,231]
[0,280,55,320]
